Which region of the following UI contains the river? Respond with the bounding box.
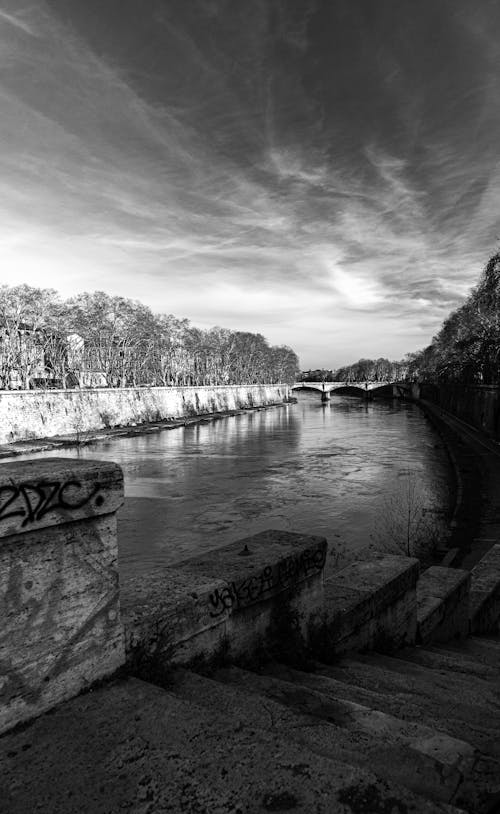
[12,391,452,581]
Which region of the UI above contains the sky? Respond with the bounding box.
[1,0,500,369]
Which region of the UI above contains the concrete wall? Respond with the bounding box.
[122,544,426,678]
[416,566,470,645]
[470,544,500,634]
[310,555,420,659]
[421,383,500,438]
[0,457,126,735]
[0,384,289,444]
[122,530,328,676]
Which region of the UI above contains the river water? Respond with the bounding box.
[14,392,452,580]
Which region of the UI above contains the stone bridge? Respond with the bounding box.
[291,381,414,400]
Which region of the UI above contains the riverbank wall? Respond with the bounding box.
[421,382,500,439]
[0,384,289,444]
[416,395,500,571]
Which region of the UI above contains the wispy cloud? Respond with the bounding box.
[0,7,37,36]
[1,0,500,366]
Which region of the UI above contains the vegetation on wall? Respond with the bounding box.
[0,285,299,389]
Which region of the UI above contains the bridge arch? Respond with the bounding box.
[291,381,412,399]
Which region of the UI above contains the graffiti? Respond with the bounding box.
[208,585,236,618]
[0,545,121,731]
[208,547,326,618]
[208,565,274,618]
[0,479,102,528]
[277,546,326,588]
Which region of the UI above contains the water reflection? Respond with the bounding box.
[7,393,451,580]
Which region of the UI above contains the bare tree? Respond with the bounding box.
[0,283,300,390]
[0,284,62,389]
[371,469,444,562]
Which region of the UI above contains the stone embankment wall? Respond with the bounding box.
[0,384,289,444]
[421,382,500,439]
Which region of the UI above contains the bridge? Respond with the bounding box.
[291,381,414,400]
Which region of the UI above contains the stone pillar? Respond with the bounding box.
[0,458,125,735]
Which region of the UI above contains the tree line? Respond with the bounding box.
[405,252,500,384]
[301,357,410,383]
[0,285,299,389]
[302,250,500,387]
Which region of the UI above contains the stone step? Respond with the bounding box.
[416,566,470,645]
[317,554,419,657]
[470,544,500,634]
[0,676,463,814]
[250,661,500,813]
[437,635,500,669]
[193,664,479,810]
[304,652,500,757]
[389,640,498,681]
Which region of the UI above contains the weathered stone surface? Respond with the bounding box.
[0,459,125,735]
[441,548,460,567]
[310,555,419,657]
[417,566,470,644]
[388,639,499,681]
[439,635,500,670]
[316,649,500,755]
[470,544,500,634]
[256,657,500,813]
[0,458,123,538]
[182,665,475,808]
[122,530,327,673]
[0,676,464,814]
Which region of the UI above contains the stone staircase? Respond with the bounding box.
[2,635,499,812]
[3,544,500,813]
[168,634,500,813]
[2,453,500,814]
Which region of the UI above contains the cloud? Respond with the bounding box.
[1,0,500,367]
[0,7,37,36]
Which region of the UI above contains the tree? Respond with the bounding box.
[66,292,156,387]
[0,284,61,389]
[409,251,500,386]
[0,283,300,390]
[371,469,444,562]
[269,345,300,384]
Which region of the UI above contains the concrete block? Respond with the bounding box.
[310,554,419,658]
[416,566,470,645]
[122,529,327,674]
[0,458,123,539]
[0,458,125,735]
[470,544,500,634]
[441,548,460,567]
